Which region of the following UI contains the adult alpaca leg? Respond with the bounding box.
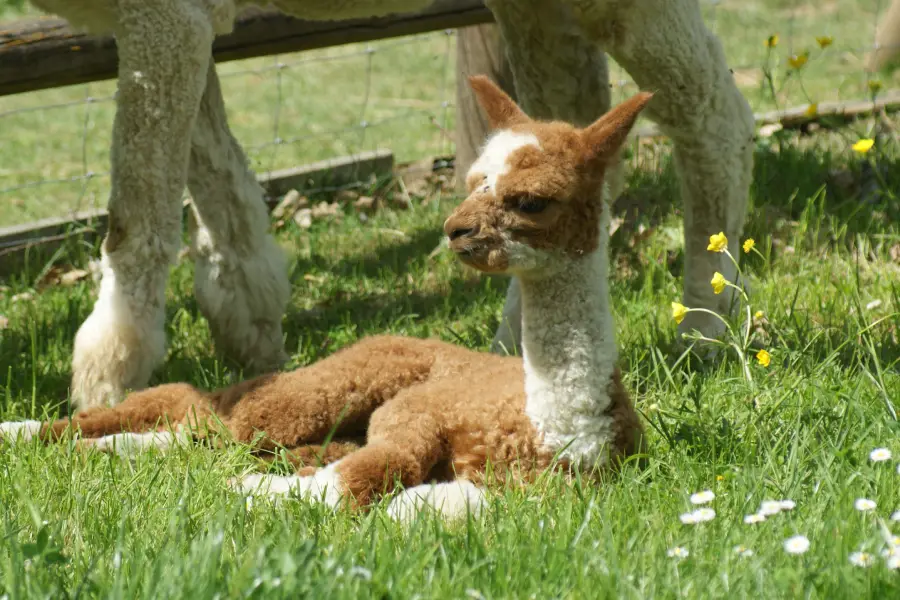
[483,0,611,355]
[186,63,290,373]
[71,1,215,408]
[572,0,754,338]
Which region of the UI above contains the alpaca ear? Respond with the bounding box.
[468,75,530,130]
[581,91,654,164]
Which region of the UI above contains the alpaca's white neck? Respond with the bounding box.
[518,222,618,468]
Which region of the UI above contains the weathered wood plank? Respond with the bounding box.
[0,1,493,97]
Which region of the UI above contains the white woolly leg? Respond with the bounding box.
[71,1,215,408]
[86,429,190,457]
[186,64,289,373]
[577,0,755,337]
[0,421,42,443]
[386,480,487,523]
[229,461,344,508]
[486,0,611,356]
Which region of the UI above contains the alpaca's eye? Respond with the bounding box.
[516,197,551,214]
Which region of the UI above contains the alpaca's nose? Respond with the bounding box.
[449,226,475,241]
[444,217,479,241]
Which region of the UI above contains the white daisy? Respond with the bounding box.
[680,512,698,524]
[759,500,784,516]
[881,547,899,558]
[784,535,810,555]
[680,508,716,524]
[892,511,900,522]
[667,546,689,558]
[869,448,892,462]
[744,514,766,524]
[855,498,877,512]
[849,551,875,567]
[245,496,255,511]
[733,544,755,557]
[690,490,716,505]
[778,500,796,510]
[888,555,900,570]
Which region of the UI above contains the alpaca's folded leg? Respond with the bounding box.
[591,0,754,338]
[71,1,215,408]
[386,480,487,523]
[80,428,191,457]
[186,63,290,374]
[1,384,211,446]
[484,0,611,355]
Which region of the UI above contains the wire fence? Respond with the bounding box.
[0,0,897,230]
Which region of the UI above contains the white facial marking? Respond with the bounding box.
[468,131,540,192]
[0,420,42,443]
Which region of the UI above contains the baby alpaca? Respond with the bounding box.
[0,77,646,520]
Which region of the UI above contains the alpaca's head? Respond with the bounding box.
[444,76,652,277]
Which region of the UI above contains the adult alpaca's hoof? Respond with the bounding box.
[71,307,165,409]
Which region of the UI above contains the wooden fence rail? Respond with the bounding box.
[0,0,493,97]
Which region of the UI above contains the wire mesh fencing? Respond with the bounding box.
[0,0,897,232]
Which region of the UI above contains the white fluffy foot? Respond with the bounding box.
[229,461,345,508]
[0,420,42,443]
[71,285,165,409]
[83,430,189,457]
[387,480,487,523]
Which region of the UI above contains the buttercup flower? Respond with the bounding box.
[816,36,833,49]
[855,498,877,512]
[805,103,818,118]
[756,349,771,368]
[667,546,689,558]
[868,79,883,94]
[690,490,715,505]
[754,310,765,320]
[852,139,874,154]
[716,474,725,482]
[870,448,892,462]
[744,514,766,524]
[707,232,728,253]
[733,545,755,557]
[672,302,688,325]
[788,53,809,69]
[711,272,727,295]
[849,551,875,567]
[742,238,755,253]
[784,535,810,555]
[765,34,779,48]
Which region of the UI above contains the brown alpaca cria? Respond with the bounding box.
[0,77,649,521]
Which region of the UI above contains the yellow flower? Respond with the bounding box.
[756,349,771,367]
[852,138,874,154]
[765,35,779,48]
[707,232,728,253]
[754,310,764,320]
[711,272,727,295]
[671,302,688,325]
[816,36,833,49]
[716,475,725,482]
[743,238,755,253]
[868,79,883,94]
[788,52,809,69]
[805,103,818,118]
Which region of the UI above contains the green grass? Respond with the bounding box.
[2,1,900,598]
